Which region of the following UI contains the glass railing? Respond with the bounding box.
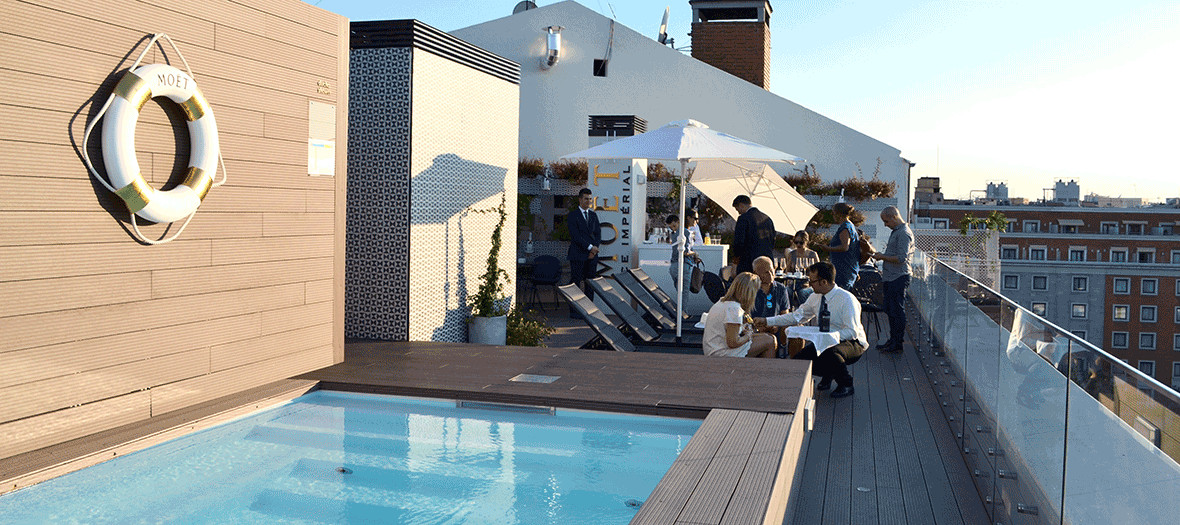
[909,251,1180,524]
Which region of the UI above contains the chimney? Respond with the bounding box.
[689,0,772,90]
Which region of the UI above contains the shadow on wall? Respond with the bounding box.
[410,153,511,342]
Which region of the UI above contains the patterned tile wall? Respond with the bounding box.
[345,47,412,340]
[408,51,519,342]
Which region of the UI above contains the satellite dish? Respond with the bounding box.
[657,6,670,45]
[513,1,537,14]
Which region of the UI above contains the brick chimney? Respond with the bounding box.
[689,0,772,90]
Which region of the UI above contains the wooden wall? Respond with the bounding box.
[0,0,348,459]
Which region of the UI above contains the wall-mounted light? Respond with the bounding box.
[540,26,564,70]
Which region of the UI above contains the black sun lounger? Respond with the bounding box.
[588,277,703,347]
[557,284,701,354]
[624,267,694,322]
[613,270,703,334]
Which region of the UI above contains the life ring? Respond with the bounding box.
[101,63,219,224]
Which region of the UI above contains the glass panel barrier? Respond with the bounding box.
[909,250,1180,524]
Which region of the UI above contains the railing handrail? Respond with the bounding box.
[923,253,1180,402]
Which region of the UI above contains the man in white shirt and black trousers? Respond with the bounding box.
[754,261,868,398]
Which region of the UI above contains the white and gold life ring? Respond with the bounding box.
[101,63,219,224]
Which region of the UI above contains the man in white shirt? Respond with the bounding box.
[754,261,867,398]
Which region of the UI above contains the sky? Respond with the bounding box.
[306,0,1180,202]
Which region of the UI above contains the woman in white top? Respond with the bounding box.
[702,272,778,357]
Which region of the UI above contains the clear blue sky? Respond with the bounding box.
[307,0,1180,202]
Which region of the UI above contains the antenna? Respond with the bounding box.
[658,6,670,45]
[512,1,537,15]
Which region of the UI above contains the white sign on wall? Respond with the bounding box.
[588,159,647,276]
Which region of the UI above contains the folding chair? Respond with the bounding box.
[613,270,688,333]
[851,269,885,339]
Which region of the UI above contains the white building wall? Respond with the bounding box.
[452,0,910,235]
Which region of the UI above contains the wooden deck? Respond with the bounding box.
[790,338,991,525]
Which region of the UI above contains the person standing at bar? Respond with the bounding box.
[732,195,775,275]
[567,188,601,316]
[870,206,914,353]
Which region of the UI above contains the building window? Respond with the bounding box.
[1176,279,1180,296]
[1071,304,1087,319]
[1113,305,1129,321]
[1072,276,1088,292]
[1175,306,1180,323]
[1174,334,1180,350]
[1100,222,1118,234]
[1001,246,1018,259]
[1061,224,1078,234]
[1172,250,1180,264]
[1141,305,1157,323]
[1113,277,1130,294]
[1142,278,1158,295]
[1127,223,1145,235]
[1140,332,1157,350]
[1112,332,1129,348]
[933,218,949,229]
[1137,249,1156,263]
[1032,275,1048,290]
[1031,302,1047,316]
[1071,330,1086,340]
[592,59,608,77]
[1023,220,1040,233]
[1173,363,1180,389]
[1030,247,1046,260]
[1111,249,1128,262]
[1003,275,1019,289]
[1004,220,1015,232]
[1068,248,1086,261]
[1139,360,1155,377]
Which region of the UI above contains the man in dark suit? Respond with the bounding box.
[732,195,775,275]
[567,188,601,312]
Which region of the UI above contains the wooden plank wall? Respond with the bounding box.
[0,0,348,459]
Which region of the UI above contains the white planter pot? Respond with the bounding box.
[469,315,507,345]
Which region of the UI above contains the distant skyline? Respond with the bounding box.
[307,0,1180,201]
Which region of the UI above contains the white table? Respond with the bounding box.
[786,325,840,351]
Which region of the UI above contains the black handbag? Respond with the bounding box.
[689,261,704,294]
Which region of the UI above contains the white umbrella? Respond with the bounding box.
[690,161,818,235]
[561,119,803,338]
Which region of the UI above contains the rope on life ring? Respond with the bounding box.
[82,33,227,245]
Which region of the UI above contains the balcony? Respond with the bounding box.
[907,251,1180,524]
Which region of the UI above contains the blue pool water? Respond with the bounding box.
[0,391,700,524]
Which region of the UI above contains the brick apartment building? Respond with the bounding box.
[914,179,1180,389]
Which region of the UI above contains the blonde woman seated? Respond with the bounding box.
[702,272,778,357]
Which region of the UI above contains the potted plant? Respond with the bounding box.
[468,195,510,345]
[506,305,555,346]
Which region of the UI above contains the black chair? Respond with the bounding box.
[557,284,701,354]
[526,255,561,310]
[851,269,885,339]
[589,277,703,348]
[623,267,692,323]
[703,271,726,303]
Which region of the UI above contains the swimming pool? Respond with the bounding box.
[0,391,700,524]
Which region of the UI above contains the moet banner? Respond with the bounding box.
[588,159,647,280]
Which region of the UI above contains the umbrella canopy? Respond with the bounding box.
[560,119,802,164]
[691,161,818,235]
[560,119,804,338]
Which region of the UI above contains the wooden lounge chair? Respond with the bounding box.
[588,277,703,347]
[557,284,701,354]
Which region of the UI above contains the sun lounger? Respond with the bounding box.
[589,277,702,347]
[613,270,703,334]
[557,284,702,354]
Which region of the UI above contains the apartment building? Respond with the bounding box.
[914,188,1180,389]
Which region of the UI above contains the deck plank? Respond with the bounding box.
[850,354,879,524]
[867,349,907,525]
[882,352,938,524]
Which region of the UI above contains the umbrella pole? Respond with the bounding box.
[676,158,687,340]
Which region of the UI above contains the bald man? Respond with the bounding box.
[870,206,913,353]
